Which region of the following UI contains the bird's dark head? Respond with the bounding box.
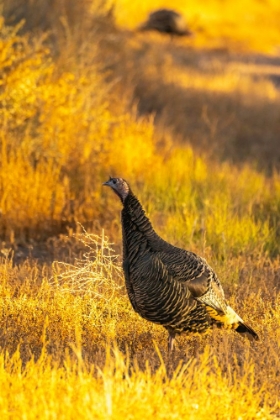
[103,177,130,203]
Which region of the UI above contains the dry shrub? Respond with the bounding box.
[1,5,280,245]
[2,0,115,37]
[0,19,159,240]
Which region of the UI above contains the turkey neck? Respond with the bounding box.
[121,192,169,257]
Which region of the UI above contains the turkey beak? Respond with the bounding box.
[103,178,112,187]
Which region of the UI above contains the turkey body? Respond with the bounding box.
[103,177,259,350]
[140,9,192,36]
[122,193,210,335]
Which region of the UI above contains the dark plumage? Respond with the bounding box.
[103,177,259,352]
[139,9,192,36]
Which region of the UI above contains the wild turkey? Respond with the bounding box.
[103,177,259,352]
[139,9,192,37]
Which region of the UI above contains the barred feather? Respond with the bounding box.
[103,177,259,350]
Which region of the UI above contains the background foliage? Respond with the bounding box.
[0,0,280,418]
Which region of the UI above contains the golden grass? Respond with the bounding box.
[0,348,276,419]
[0,1,280,418]
[115,0,280,53]
[0,235,280,418]
[1,25,279,250]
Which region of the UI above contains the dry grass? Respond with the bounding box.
[0,0,280,418]
[0,235,280,418]
[115,0,280,54]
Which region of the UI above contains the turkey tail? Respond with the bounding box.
[226,305,259,341]
[206,305,259,341]
[236,322,259,341]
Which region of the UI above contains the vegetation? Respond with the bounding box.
[0,0,280,418]
[115,0,280,53]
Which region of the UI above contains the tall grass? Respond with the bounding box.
[115,0,280,53]
[0,234,279,418]
[1,19,279,254]
[0,347,276,419]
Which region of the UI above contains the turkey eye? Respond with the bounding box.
[113,180,116,184]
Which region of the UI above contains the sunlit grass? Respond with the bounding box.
[0,346,275,419]
[115,0,280,53]
[0,234,279,418]
[1,27,279,252]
